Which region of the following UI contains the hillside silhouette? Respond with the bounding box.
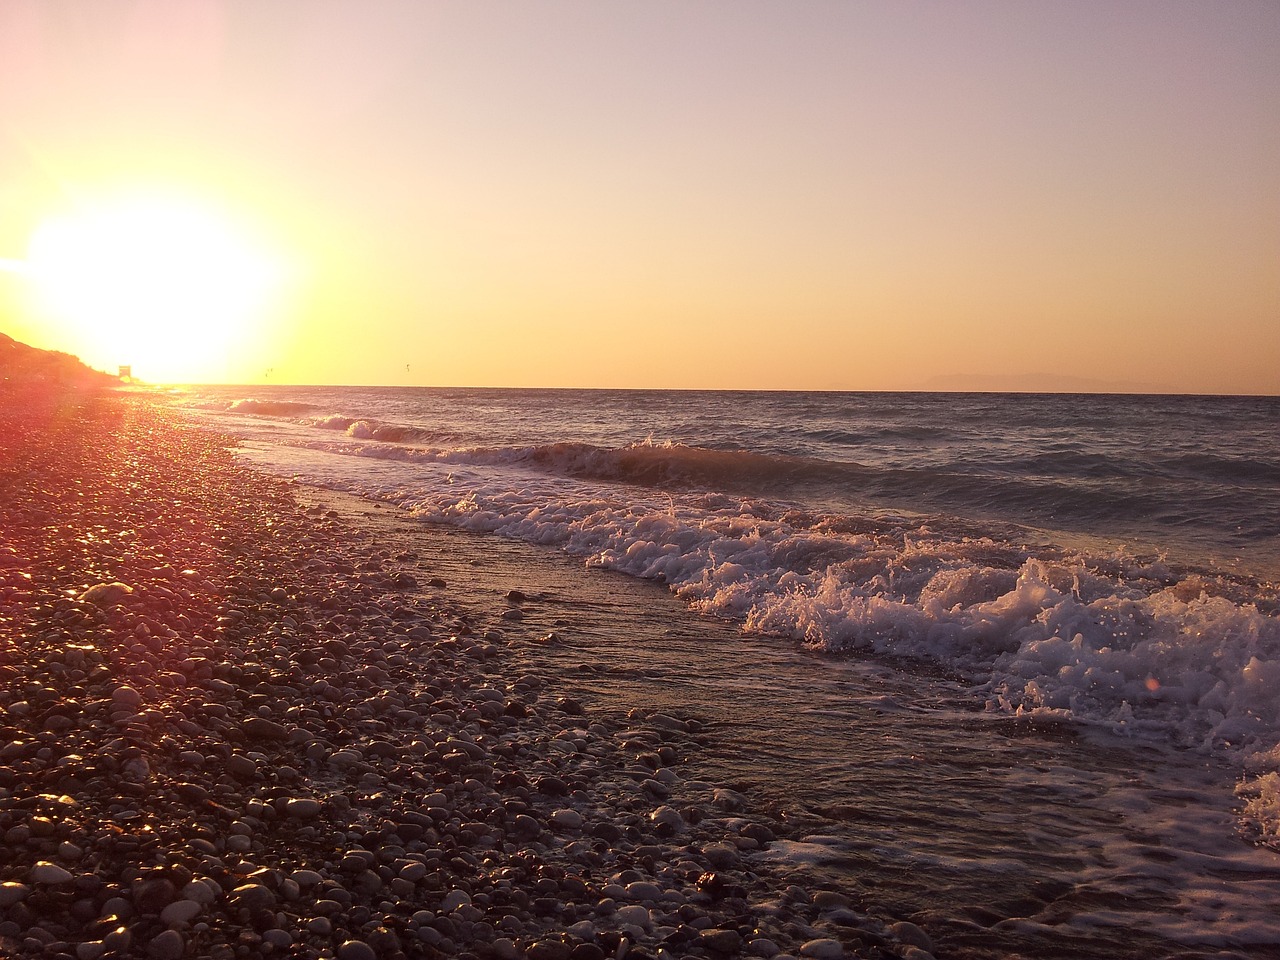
[1,332,118,393]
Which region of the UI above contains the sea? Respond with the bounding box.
[176,386,1280,958]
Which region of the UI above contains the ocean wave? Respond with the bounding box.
[382,476,1280,771]
[227,398,317,416]
[274,436,1280,554]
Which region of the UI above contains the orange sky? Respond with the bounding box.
[0,1,1277,392]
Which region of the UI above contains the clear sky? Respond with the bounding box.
[0,1,1276,392]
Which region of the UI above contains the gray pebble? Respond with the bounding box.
[146,929,184,960]
[336,940,377,960]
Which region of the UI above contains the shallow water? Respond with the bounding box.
[303,488,1280,960]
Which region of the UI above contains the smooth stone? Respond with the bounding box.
[650,806,685,830]
[440,890,471,912]
[889,922,934,952]
[228,883,276,912]
[226,755,257,779]
[30,862,73,884]
[159,900,202,925]
[289,869,323,888]
[80,582,133,606]
[616,904,650,928]
[147,929,184,960]
[799,939,845,959]
[243,717,289,741]
[550,809,583,830]
[336,940,377,960]
[180,880,217,905]
[526,940,572,960]
[747,939,782,957]
[0,883,30,906]
[398,862,428,882]
[284,798,323,818]
[701,842,740,868]
[112,685,143,708]
[262,930,293,949]
[624,882,663,903]
[700,929,744,954]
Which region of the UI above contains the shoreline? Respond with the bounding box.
[0,390,921,960]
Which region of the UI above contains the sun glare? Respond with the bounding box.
[23,190,287,382]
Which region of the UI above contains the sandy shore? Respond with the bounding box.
[0,389,925,960]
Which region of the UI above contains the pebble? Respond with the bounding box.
[336,940,377,960]
[146,929,185,960]
[30,862,73,884]
[262,929,293,949]
[0,883,30,907]
[79,581,133,605]
[889,921,934,952]
[440,890,472,912]
[228,883,276,913]
[159,899,202,925]
[799,939,845,959]
[616,904,650,928]
[700,929,744,953]
[284,797,323,818]
[550,808,584,830]
[624,881,663,903]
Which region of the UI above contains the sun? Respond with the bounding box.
[22,188,288,382]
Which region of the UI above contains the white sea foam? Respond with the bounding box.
[257,442,1280,757]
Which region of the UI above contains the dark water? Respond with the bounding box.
[186,387,1280,575]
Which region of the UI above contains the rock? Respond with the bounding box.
[624,882,663,903]
[336,941,377,960]
[616,904,650,928]
[146,929,185,960]
[440,889,471,912]
[262,930,293,949]
[799,939,845,959]
[550,809,583,830]
[701,842,740,868]
[228,883,276,913]
[30,862,73,884]
[284,797,323,818]
[0,882,30,906]
[526,939,573,960]
[712,788,748,811]
[889,922,934,953]
[243,717,289,741]
[112,685,143,709]
[289,870,323,888]
[700,929,744,953]
[132,876,177,913]
[650,806,685,832]
[79,582,133,606]
[747,938,782,957]
[226,754,258,779]
[159,899,202,925]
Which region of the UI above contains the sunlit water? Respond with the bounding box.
[176,386,1280,957]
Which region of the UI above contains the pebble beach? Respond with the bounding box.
[0,386,927,960]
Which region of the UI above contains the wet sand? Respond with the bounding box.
[0,388,925,960]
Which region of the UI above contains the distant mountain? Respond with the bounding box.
[0,332,118,390]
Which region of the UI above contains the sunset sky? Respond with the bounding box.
[0,1,1276,392]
